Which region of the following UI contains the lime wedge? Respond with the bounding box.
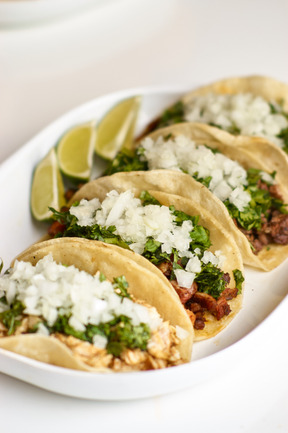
[57,122,96,182]
[95,96,141,160]
[31,148,66,221]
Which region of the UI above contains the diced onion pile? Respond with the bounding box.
[140,135,251,211]
[185,93,288,148]
[0,255,163,347]
[70,190,225,288]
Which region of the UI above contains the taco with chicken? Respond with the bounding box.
[47,184,244,341]
[0,238,193,371]
[103,121,288,271]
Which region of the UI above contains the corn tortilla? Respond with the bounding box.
[0,238,193,370]
[70,184,244,340]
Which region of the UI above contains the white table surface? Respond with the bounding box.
[0,0,288,431]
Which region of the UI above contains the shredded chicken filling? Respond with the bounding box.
[0,314,182,371]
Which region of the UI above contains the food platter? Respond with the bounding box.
[0,87,287,400]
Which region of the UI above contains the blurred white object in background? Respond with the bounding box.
[0,0,109,27]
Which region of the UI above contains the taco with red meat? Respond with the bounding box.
[139,75,288,156]
[47,183,244,341]
[102,121,288,271]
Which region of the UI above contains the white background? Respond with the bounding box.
[0,0,288,431]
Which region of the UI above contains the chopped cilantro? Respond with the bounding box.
[157,101,185,128]
[197,175,212,188]
[102,139,288,233]
[171,207,199,226]
[49,207,132,250]
[277,127,288,154]
[194,262,227,299]
[104,316,150,357]
[139,190,161,206]
[42,314,150,357]
[233,269,244,293]
[268,102,288,154]
[209,122,241,135]
[113,276,131,298]
[189,225,211,251]
[104,148,148,176]
[269,102,279,114]
[49,192,233,300]
[1,277,150,357]
[0,299,25,335]
[99,272,106,282]
[224,168,287,231]
[247,167,275,185]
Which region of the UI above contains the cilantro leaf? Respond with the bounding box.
[139,190,161,206]
[157,101,186,128]
[277,127,288,154]
[233,269,244,294]
[224,168,287,231]
[49,207,132,249]
[194,262,226,299]
[43,314,150,357]
[104,148,148,176]
[0,300,25,335]
[113,276,131,298]
[189,225,211,251]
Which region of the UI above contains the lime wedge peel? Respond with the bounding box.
[31,148,66,221]
[95,96,141,160]
[57,121,97,182]
[31,95,142,221]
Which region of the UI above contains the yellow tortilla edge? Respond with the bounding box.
[70,182,244,341]
[0,238,193,369]
[144,122,288,271]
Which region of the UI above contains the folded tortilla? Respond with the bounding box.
[0,238,193,371]
[136,123,288,271]
[181,75,288,159]
[68,184,244,341]
[182,75,288,111]
[139,75,288,161]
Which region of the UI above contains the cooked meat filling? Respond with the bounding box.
[0,316,182,371]
[158,263,237,330]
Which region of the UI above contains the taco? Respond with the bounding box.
[103,121,288,271]
[48,185,244,341]
[140,75,288,156]
[0,238,193,371]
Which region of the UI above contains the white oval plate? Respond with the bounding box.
[0,87,287,400]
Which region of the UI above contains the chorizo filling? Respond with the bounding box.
[48,190,244,331]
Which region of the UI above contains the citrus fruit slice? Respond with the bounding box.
[95,96,141,160]
[57,122,96,182]
[31,148,66,221]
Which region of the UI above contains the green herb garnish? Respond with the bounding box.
[224,168,287,231]
[139,190,161,206]
[42,314,150,357]
[0,299,25,335]
[113,276,131,298]
[233,269,244,294]
[49,191,235,299]
[49,207,131,250]
[104,148,148,176]
[157,101,185,128]
[194,262,227,299]
[277,127,288,154]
